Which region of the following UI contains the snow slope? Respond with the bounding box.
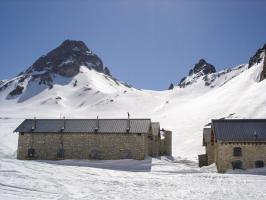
[0,44,266,199]
[0,157,266,200]
[0,61,265,160]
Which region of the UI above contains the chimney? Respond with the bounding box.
[254,131,258,140]
[94,116,99,132]
[31,117,36,131]
[126,112,130,133]
[61,116,65,132]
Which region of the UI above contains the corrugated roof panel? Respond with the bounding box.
[14,119,152,134]
[212,119,266,142]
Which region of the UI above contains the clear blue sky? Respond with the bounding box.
[0,0,266,90]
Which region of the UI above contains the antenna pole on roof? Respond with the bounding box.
[32,117,36,130]
[94,116,99,132]
[254,131,258,140]
[97,116,99,130]
[61,116,65,131]
[127,112,130,132]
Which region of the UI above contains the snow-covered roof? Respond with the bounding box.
[14,119,152,134]
[212,119,266,142]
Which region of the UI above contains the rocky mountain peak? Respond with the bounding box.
[1,40,113,97]
[25,39,109,77]
[179,59,216,88]
[189,59,216,76]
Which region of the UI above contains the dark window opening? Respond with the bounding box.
[57,148,64,158]
[137,133,142,136]
[20,132,24,135]
[89,148,101,159]
[27,148,35,158]
[255,160,264,168]
[232,160,243,170]
[233,147,242,157]
[121,149,133,159]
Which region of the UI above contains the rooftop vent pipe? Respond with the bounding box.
[31,117,36,131]
[254,131,258,140]
[94,116,99,132]
[126,112,130,133]
[61,116,65,132]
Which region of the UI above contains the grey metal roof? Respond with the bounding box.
[203,127,211,145]
[14,119,152,134]
[212,119,266,142]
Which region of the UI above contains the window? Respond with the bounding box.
[27,148,35,158]
[232,160,242,170]
[233,147,242,157]
[121,149,133,159]
[57,148,64,159]
[89,148,101,159]
[255,160,264,168]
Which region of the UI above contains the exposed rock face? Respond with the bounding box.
[260,56,266,81]
[8,85,24,96]
[179,59,216,88]
[103,67,111,76]
[0,40,113,95]
[168,83,174,90]
[0,40,117,101]
[189,59,216,76]
[26,40,106,77]
[248,43,266,68]
[31,72,53,89]
[248,43,266,81]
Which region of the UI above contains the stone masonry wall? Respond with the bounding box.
[206,144,215,165]
[215,143,266,173]
[17,132,147,160]
[148,134,160,157]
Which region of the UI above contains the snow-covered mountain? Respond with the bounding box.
[0,40,266,160]
[1,40,266,200]
[0,40,133,102]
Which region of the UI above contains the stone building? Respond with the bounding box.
[199,119,266,173]
[14,117,172,160]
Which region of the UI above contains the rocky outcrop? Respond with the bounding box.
[168,83,174,90]
[250,44,266,82]
[25,40,108,77]
[188,59,216,76]
[31,72,53,89]
[103,67,111,76]
[247,43,266,81]
[260,56,266,81]
[179,59,216,88]
[248,43,266,68]
[8,85,24,96]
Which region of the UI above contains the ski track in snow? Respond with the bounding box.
[1,63,266,199]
